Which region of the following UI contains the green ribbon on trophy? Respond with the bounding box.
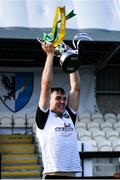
[42,6,76,47]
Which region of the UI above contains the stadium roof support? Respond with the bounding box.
[0,28,120,69]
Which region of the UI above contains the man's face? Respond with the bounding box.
[50,91,67,115]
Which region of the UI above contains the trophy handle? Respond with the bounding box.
[37,38,44,44]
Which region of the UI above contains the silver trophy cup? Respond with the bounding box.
[54,41,80,74]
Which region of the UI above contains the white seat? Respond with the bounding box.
[112,140,120,151]
[87,122,100,132]
[75,121,87,130]
[78,112,91,119]
[77,140,98,152]
[78,112,91,122]
[27,115,35,127]
[92,118,104,123]
[114,121,120,132]
[0,115,12,127]
[14,115,26,128]
[91,112,104,123]
[105,118,116,123]
[106,130,119,142]
[80,118,91,123]
[77,129,92,141]
[100,122,113,132]
[89,140,98,151]
[116,113,120,121]
[92,130,106,141]
[92,112,103,119]
[104,113,116,122]
[97,139,112,151]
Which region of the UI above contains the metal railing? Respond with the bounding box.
[0,153,1,179]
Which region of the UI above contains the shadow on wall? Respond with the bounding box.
[97,95,120,114]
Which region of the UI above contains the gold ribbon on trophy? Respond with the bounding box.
[42,6,76,47]
[52,6,66,47]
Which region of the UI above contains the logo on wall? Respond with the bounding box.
[0,72,33,112]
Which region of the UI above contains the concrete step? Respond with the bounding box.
[1,164,41,171]
[0,143,35,149]
[0,148,35,154]
[2,154,38,160]
[0,138,32,144]
[0,134,32,139]
[0,133,42,179]
[1,159,38,165]
[1,171,41,178]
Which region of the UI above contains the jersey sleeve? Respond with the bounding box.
[66,106,77,125]
[35,106,49,129]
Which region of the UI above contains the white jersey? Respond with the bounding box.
[36,109,82,174]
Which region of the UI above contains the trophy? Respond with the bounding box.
[54,41,80,74]
[54,32,93,73]
[37,7,93,73]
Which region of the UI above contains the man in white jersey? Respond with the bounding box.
[35,42,82,179]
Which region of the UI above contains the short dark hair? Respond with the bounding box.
[51,87,65,94]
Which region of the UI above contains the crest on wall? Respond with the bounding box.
[0,72,33,112]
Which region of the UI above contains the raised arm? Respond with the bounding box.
[39,43,54,110]
[67,71,80,112]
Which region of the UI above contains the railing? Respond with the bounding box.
[0,153,1,179]
[43,174,118,179]
[80,151,120,158]
[79,151,120,179]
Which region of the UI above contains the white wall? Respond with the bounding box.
[0,66,97,116]
[0,0,120,30]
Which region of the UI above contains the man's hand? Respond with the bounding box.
[42,42,54,56]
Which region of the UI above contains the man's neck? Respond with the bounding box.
[51,110,63,118]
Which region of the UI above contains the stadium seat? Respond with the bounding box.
[97,139,112,151]
[78,112,91,123]
[77,129,92,141]
[112,140,120,151]
[89,140,98,151]
[106,130,119,142]
[100,121,113,132]
[91,112,104,123]
[105,118,117,123]
[14,115,26,128]
[26,115,35,127]
[92,118,104,124]
[104,113,116,122]
[113,121,120,133]
[79,117,91,123]
[77,140,98,152]
[92,130,106,141]
[87,122,100,132]
[75,121,87,130]
[0,115,12,128]
[116,113,120,121]
[12,114,28,134]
